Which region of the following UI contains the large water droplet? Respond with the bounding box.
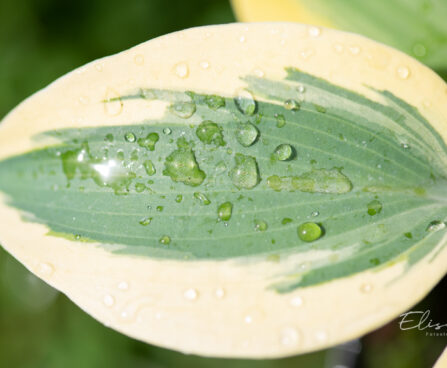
[274,144,293,161]
[196,120,225,147]
[367,200,382,216]
[218,202,233,221]
[235,122,259,147]
[234,89,257,115]
[170,101,196,119]
[137,133,159,151]
[194,192,211,205]
[284,99,300,111]
[229,153,260,189]
[298,222,323,242]
[163,138,206,186]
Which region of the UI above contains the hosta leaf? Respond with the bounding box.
[0,23,446,358]
[231,0,447,75]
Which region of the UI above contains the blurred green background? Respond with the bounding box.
[0,1,445,367]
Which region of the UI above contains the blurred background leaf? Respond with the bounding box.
[0,0,445,367]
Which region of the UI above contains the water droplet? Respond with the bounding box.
[239,35,246,43]
[360,283,373,293]
[36,262,55,277]
[163,138,206,187]
[404,232,413,239]
[124,132,136,143]
[253,68,265,77]
[401,142,410,149]
[156,205,164,212]
[163,128,172,135]
[183,288,198,300]
[134,54,144,65]
[143,160,156,176]
[311,211,319,217]
[280,327,299,346]
[218,202,233,221]
[300,49,314,59]
[215,288,225,299]
[290,296,303,307]
[244,315,253,324]
[274,144,293,161]
[235,122,259,147]
[349,45,361,55]
[412,43,427,57]
[159,235,171,245]
[314,330,328,342]
[229,153,260,189]
[333,43,344,53]
[308,26,321,37]
[284,99,300,111]
[139,217,152,226]
[175,194,183,203]
[298,222,323,242]
[426,220,446,232]
[103,294,115,307]
[117,281,129,290]
[137,133,159,151]
[204,95,225,110]
[199,60,210,69]
[367,200,383,216]
[135,183,146,193]
[170,101,196,119]
[281,218,293,225]
[194,192,211,205]
[397,66,410,80]
[234,89,257,115]
[254,220,268,232]
[196,120,225,146]
[275,113,286,128]
[173,62,189,78]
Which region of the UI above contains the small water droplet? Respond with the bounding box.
[36,262,55,277]
[159,235,171,245]
[253,68,265,77]
[397,66,410,80]
[199,60,210,69]
[244,315,253,324]
[314,330,328,342]
[173,62,189,79]
[135,183,146,193]
[234,89,257,115]
[175,194,183,203]
[215,288,225,299]
[284,99,300,111]
[300,49,314,59]
[367,200,382,216]
[103,294,115,307]
[308,26,321,37]
[194,192,211,205]
[401,142,410,149]
[163,128,172,135]
[349,45,361,55]
[236,122,259,147]
[360,283,373,293]
[117,281,129,290]
[218,202,233,221]
[426,220,446,232]
[239,35,246,43]
[333,43,344,54]
[254,220,268,232]
[196,120,225,146]
[204,95,225,110]
[134,54,144,65]
[139,217,152,226]
[137,133,159,151]
[170,101,196,119]
[156,205,164,212]
[143,160,156,176]
[124,132,136,143]
[274,144,293,161]
[311,211,319,217]
[290,296,303,307]
[229,154,260,189]
[184,288,198,300]
[280,327,299,346]
[275,113,286,128]
[298,222,323,242]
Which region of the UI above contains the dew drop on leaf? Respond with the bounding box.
[367,200,383,216]
[135,183,146,193]
[234,89,257,115]
[139,217,152,226]
[297,222,323,242]
[124,132,136,143]
[159,235,171,245]
[235,122,259,147]
[169,101,196,119]
[163,128,172,135]
[196,120,225,147]
[274,144,293,161]
[217,202,233,221]
[137,133,159,151]
[284,99,300,111]
[275,113,286,128]
[194,192,211,205]
[426,220,446,232]
[143,160,156,176]
[229,153,260,189]
[175,194,183,203]
[204,95,225,110]
[184,288,198,301]
[254,220,268,232]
